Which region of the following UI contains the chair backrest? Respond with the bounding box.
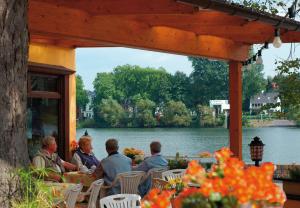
[64,183,83,208]
[87,179,104,208]
[118,171,145,194]
[162,169,186,181]
[151,178,169,190]
[100,194,141,208]
[150,167,169,179]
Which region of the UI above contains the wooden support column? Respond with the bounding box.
[229,61,243,160]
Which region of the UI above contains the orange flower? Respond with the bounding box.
[183,160,206,185]
[70,140,78,151]
[143,148,286,208]
[142,189,175,208]
[214,147,233,162]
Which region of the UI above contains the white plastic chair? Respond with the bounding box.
[150,167,169,179]
[151,178,169,190]
[162,169,186,181]
[64,184,83,208]
[79,179,104,208]
[118,171,145,194]
[100,171,145,198]
[99,194,141,208]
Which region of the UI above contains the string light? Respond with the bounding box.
[273,29,282,48]
[264,42,269,49]
[240,0,298,67]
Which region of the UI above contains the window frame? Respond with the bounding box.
[28,62,74,160]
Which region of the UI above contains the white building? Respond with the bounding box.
[82,91,95,119]
[249,92,281,114]
[209,100,230,115]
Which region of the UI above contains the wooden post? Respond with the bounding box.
[229,61,243,160]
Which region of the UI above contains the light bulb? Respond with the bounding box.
[273,36,282,48]
[273,29,282,48]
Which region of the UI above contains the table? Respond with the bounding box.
[63,171,97,187]
[45,182,75,205]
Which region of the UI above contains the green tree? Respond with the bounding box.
[161,100,192,127]
[113,65,172,105]
[274,59,300,124]
[237,0,286,14]
[171,71,190,104]
[76,75,89,110]
[134,98,157,127]
[265,76,274,92]
[196,105,216,127]
[275,58,300,108]
[242,62,266,111]
[96,98,126,127]
[188,57,229,107]
[93,72,116,105]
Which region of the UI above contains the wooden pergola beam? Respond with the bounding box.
[29,1,250,61]
[229,61,243,160]
[30,0,197,15]
[179,0,300,32]
[124,12,249,27]
[149,22,300,44]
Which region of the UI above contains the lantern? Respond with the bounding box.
[249,136,265,166]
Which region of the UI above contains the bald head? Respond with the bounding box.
[150,141,161,154]
[105,138,119,153]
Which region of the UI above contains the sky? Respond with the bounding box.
[76,44,300,91]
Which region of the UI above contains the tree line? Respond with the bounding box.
[77,54,273,128]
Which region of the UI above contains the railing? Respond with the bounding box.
[165,156,300,180]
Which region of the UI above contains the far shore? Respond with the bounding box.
[248,119,297,128]
[77,119,299,129]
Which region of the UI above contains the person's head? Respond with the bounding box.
[150,141,161,155]
[105,138,119,154]
[42,136,57,154]
[79,136,93,154]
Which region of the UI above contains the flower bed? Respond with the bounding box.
[142,147,286,208]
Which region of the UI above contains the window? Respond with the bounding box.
[27,66,68,160]
[31,74,58,92]
[27,98,59,159]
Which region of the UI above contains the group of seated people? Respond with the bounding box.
[32,135,168,196]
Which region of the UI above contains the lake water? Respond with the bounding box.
[76,127,300,164]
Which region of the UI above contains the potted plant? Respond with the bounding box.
[142,147,286,208]
[12,167,55,208]
[168,152,189,170]
[123,147,144,165]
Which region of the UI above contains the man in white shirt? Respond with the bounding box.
[32,136,77,182]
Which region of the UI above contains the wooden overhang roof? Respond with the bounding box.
[29,0,300,61]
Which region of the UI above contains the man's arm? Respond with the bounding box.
[132,160,148,172]
[71,153,85,169]
[62,160,78,171]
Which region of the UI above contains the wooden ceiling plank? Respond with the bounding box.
[29,1,250,61]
